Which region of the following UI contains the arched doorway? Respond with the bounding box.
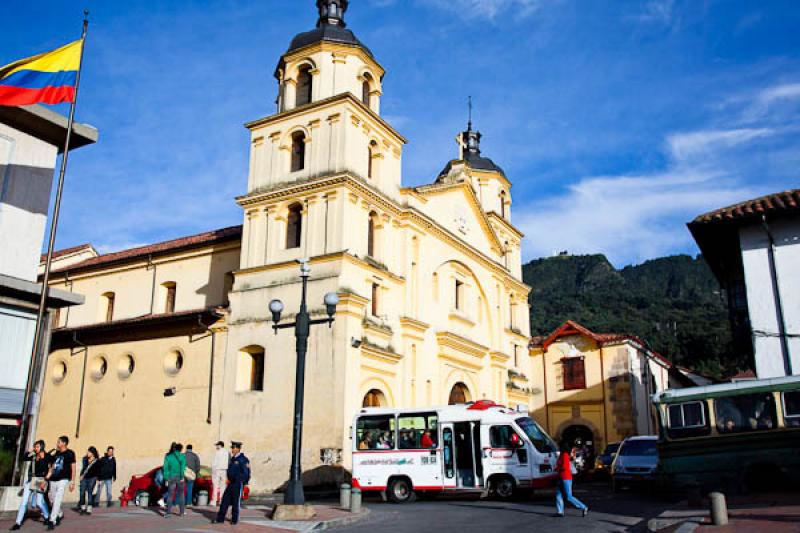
[448,382,470,405]
[561,424,596,475]
[362,389,386,407]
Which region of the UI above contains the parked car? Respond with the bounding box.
[594,441,620,478]
[120,465,249,506]
[611,436,659,491]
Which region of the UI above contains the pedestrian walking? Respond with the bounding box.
[184,444,200,506]
[10,440,51,530]
[212,442,250,525]
[555,441,588,518]
[77,446,101,515]
[44,436,76,531]
[94,446,116,507]
[163,443,187,518]
[211,440,228,506]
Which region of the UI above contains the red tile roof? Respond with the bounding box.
[691,189,799,226]
[40,243,95,263]
[49,225,242,274]
[529,320,669,365]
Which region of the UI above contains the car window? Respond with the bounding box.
[605,443,620,455]
[619,440,657,456]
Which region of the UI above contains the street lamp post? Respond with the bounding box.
[269,259,339,506]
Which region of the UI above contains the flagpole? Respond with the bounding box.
[12,10,90,485]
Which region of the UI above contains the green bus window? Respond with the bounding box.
[783,391,800,428]
[665,401,710,439]
[668,402,705,429]
[714,393,777,433]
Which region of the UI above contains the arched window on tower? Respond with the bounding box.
[362,73,373,107]
[296,65,313,107]
[367,211,378,257]
[290,131,306,172]
[286,203,303,249]
[500,190,507,218]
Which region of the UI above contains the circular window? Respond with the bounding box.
[118,354,135,379]
[90,356,108,381]
[164,350,184,376]
[52,361,67,384]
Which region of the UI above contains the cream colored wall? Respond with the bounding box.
[527,336,672,450]
[36,332,224,501]
[47,245,239,328]
[279,43,383,115]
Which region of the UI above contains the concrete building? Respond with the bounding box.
[0,104,96,451]
[35,1,530,493]
[527,321,682,460]
[689,189,800,378]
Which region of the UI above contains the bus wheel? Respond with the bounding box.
[387,477,416,504]
[490,476,515,500]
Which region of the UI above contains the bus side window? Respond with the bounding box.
[356,415,396,450]
[666,401,710,439]
[398,413,438,449]
[782,391,800,428]
[715,393,777,433]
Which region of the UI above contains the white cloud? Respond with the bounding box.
[757,83,800,106]
[667,128,772,162]
[420,0,545,20]
[516,85,794,266]
[633,0,676,25]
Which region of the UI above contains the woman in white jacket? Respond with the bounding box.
[211,441,229,506]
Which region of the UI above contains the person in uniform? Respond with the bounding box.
[213,441,250,525]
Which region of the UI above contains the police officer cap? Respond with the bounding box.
[231,441,243,449]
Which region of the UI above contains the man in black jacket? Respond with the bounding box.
[94,446,116,507]
[213,442,250,525]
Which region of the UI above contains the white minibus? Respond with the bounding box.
[351,400,559,502]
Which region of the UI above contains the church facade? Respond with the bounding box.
[35,1,531,493]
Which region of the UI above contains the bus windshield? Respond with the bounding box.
[515,417,557,453]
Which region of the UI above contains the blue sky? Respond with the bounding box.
[3,0,799,267]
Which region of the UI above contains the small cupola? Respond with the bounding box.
[437,119,505,182]
[282,0,372,58]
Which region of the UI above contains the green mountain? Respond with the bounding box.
[523,253,747,378]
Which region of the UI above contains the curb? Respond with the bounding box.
[243,507,370,532]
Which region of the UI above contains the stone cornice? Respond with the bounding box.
[486,212,524,239]
[280,41,386,80]
[361,344,402,364]
[244,92,406,145]
[436,331,489,359]
[399,316,430,340]
[236,172,530,295]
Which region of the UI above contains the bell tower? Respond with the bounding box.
[238,1,406,270]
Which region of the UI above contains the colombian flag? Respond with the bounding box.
[0,40,83,106]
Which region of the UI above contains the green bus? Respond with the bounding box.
[652,375,800,493]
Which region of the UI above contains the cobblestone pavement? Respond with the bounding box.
[331,481,678,533]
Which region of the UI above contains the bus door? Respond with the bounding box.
[440,423,457,488]
[483,424,531,483]
[452,421,483,488]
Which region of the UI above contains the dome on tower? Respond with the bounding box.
[285,0,373,57]
[437,122,505,182]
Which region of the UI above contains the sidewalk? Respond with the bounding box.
[649,492,800,532]
[0,503,368,532]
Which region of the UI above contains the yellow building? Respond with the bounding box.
[35,2,530,494]
[527,321,677,459]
